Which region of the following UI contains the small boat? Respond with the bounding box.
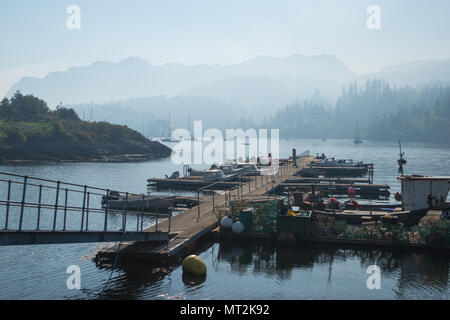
[310,157,369,168]
[202,169,230,182]
[102,192,172,213]
[219,163,244,175]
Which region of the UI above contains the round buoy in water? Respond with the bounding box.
[232,221,245,234]
[182,255,207,276]
[221,216,233,229]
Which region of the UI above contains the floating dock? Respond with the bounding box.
[269,182,390,198]
[147,177,240,191]
[283,177,371,184]
[300,166,369,177]
[94,157,313,266]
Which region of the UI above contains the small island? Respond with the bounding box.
[0,92,172,163]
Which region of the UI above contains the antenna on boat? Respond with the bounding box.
[397,140,407,176]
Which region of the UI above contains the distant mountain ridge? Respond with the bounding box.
[6,55,355,109]
[7,55,450,111]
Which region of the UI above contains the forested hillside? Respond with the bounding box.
[0,92,172,162]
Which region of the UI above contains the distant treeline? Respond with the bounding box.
[261,80,450,143]
[65,78,450,144]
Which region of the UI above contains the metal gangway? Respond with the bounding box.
[0,171,172,246]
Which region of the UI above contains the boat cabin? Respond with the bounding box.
[203,169,226,181]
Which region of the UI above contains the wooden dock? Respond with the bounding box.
[147,177,240,191]
[94,157,314,266]
[283,177,371,184]
[269,182,390,197]
[302,166,369,177]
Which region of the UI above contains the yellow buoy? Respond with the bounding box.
[182,255,207,276]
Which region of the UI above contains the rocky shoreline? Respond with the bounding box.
[0,152,172,165]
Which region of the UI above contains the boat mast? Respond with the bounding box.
[397,140,407,176]
[168,113,171,139]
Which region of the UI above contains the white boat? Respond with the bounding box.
[202,169,229,181]
[311,157,367,168]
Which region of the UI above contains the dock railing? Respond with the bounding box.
[195,160,294,221]
[0,171,172,236]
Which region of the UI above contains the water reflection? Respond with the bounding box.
[217,242,449,298]
[89,241,450,299]
[97,264,169,300]
[182,273,207,287]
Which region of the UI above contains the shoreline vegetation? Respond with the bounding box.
[0,92,172,163]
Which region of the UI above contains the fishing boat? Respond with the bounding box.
[202,169,230,181]
[219,163,244,175]
[310,157,369,168]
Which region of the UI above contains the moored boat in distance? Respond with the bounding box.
[202,169,230,181]
[310,157,371,168]
[354,119,363,144]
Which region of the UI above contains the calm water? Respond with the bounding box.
[0,139,449,300]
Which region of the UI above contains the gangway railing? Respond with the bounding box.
[0,171,172,246]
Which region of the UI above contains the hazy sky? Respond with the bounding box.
[1,0,450,97]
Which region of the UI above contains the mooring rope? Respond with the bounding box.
[100,230,127,295]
